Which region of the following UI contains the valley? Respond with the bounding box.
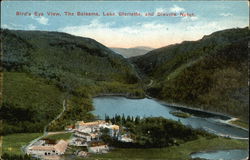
[0,27,249,159]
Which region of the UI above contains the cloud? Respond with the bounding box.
[220,13,233,17]
[141,22,167,30]
[31,16,49,25]
[1,23,37,30]
[27,24,37,30]
[155,8,168,13]
[1,24,10,29]
[155,5,185,14]
[182,16,199,21]
[59,19,171,48]
[59,16,247,48]
[59,19,199,48]
[1,23,23,29]
[169,5,185,12]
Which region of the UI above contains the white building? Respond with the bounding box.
[27,140,68,157]
[119,134,133,142]
[75,120,120,139]
[70,137,88,146]
[88,142,109,154]
[74,131,100,142]
[76,120,106,133]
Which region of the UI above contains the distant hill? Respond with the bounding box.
[130,27,250,121]
[1,29,144,134]
[2,29,141,87]
[111,46,154,58]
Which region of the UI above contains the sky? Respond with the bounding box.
[1,1,249,48]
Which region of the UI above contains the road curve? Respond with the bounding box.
[22,99,67,154]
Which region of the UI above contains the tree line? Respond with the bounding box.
[102,116,214,148]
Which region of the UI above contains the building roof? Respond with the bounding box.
[76,120,106,126]
[54,140,68,153]
[30,146,53,151]
[76,131,91,136]
[89,144,108,149]
[89,141,107,147]
[75,138,85,142]
[110,125,120,130]
[29,140,68,153]
[65,125,75,129]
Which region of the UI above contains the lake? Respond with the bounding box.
[191,149,249,160]
[92,96,249,160]
[92,96,249,138]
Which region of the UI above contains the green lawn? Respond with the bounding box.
[2,133,248,159]
[0,136,3,156]
[45,132,72,140]
[2,72,64,134]
[2,133,42,155]
[170,111,191,118]
[82,137,248,160]
[230,119,249,129]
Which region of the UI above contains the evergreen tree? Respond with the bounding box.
[122,114,126,124]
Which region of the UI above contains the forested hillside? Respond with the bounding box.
[0,29,145,134]
[2,29,142,91]
[1,27,249,135]
[131,27,249,121]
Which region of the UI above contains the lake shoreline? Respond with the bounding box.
[93,92,146,99]
[152,98,232,120]
[92,94,249,132]
[155,99,249,132]
[95,93,233,120]
[222,118,249,132]
[190,149,249,160]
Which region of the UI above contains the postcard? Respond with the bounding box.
[0,1,249,160]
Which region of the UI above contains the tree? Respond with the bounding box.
[135,116,140,125]
[122,114,126,124]
[105,114,110,122]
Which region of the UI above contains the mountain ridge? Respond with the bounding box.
[1,29,144,134]
[130,27,250,121]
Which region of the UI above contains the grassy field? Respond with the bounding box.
[45,132,72,140]
[230,119,249,129]
[2,133,248,159]
[2,133,42,155]
[170,111,191,118]
[0,136,2,156]
[83,137,248,160]
[2,72,64,134]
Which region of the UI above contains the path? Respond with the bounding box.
[147,79,153,87]
[43,99,67,134]
[0,135,2,158]
[47,131,69,136]
[22,99,67,154]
